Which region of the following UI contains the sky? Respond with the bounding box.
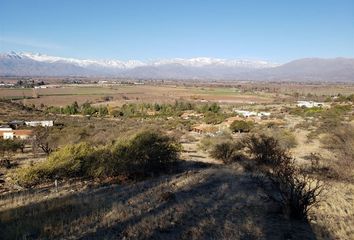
[0,0,353,63]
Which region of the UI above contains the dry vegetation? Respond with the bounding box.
[0,80,353,239]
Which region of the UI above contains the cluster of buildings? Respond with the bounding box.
[0,120,54,140]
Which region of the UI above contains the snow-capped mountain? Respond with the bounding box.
[18,52,146,69]
[1,51,353,82]
[8,52,278,69]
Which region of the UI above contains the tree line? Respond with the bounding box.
[44,101,222,118]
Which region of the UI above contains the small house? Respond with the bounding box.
[234,110,258,118]
[25,120,54,127]
[296,101,325,108]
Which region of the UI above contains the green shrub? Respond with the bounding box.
[0,139,24,156]
[15,143,96,186]
[230,120,254,133]
[15,130,181,186]
[204,112,226,124]
[113,130,181,176]
[210,141,243,164]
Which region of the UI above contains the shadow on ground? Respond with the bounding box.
[0,162,330,240]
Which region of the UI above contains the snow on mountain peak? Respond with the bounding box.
[3,51,278,69]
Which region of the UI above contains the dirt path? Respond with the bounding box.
[181,133,222,165]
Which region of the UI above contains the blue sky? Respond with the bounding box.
[0,0,353,62]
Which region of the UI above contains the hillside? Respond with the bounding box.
[0,163,316,239]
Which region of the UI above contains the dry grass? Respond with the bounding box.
[0,164,318,240]
[310,181,354,239]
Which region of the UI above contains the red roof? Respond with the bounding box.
[13,130,33,136]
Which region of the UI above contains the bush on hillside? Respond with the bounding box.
[0,139,24,156]
[259,128,298,149]
[244,134,290,166]
[267,161,324,219]
[206,133,324,219]
[113,130,181,177]
[0,139,25,168]
[15,143,96,186]
[245,134,324,219]
[15,130,181,186]
[197,133,233,152]
[210,142,240,164]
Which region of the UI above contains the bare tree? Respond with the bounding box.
[32,127,58,155]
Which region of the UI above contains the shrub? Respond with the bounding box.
[15,130,181,186]
[259,128,297,149]
[230,120,254,133]
[15,143,96,186]
[197,133,232,152]
[0,139,25,168]
[198,136,214,152]
[266,156,324,219]
[0,139,24,156]
[247,134,324,219]
[210,142,239,163]
[244,134,289,166]
[204,112,226,124]
[113,130,181,177]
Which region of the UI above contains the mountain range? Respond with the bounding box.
[1,52,353,82]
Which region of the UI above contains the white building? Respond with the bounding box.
[98,80,108,84]
[0,128,13,132]
[234,110,258,118]
[3,131,14,139]
[297,101,324,108]
[258,112,271,117]
[1,130,33,139]
[25,120,54,127]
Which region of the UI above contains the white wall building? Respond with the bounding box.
[0,128,14,132]
[234,110,258,117]
[258,112,271,117]
[3,131,14,139]
[296,101,325,108]
[25,120,54,127]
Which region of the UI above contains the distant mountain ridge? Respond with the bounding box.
[0,52,353,82]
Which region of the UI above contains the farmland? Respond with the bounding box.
[0,83,275,107]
